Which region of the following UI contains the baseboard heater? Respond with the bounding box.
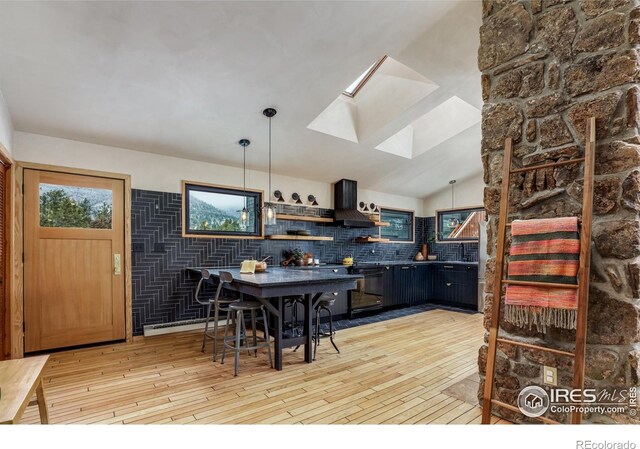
[143,317,225,337]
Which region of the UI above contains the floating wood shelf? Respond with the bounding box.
[355,236,390,243]
[275,214,333,223]
[266,235,334,242]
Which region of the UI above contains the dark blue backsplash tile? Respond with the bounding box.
[131,189,478,334]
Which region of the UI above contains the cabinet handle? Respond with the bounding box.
[443,265,454,269]
[385,266,390,270]
[332,269,339,273]
[332,292,338,296]
[446,282,451,287]
[401,266,410,270]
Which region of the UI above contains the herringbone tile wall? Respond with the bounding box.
[131,189,477,335]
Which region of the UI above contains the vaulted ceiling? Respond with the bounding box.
[0,1,483,199]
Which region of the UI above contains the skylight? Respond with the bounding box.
[343,55,387,97]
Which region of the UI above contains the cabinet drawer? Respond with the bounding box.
[437,269,466,285]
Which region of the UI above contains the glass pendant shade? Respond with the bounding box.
[240,206,249,229]
[264,203,277,225]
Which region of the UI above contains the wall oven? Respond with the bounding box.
[348,266,387,317]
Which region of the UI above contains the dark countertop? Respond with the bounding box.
[186,266,363,287]
[349,260,478,267]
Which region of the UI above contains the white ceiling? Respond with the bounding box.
[0,1,483,199]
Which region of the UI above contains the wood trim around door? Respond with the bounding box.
[12,162,132,358]
[0,144,12,361]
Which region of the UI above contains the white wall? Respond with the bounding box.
[0,88,13,154]
[422,173,484,217]
[14,131,424,215]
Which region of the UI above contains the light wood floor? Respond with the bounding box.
[20,309,511,424]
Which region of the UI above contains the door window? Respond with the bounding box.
[39,183,113,229]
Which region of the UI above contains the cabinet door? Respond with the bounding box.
[394,265,413,306]
[411,265,430,305]
[462,265,479,308]
[382,266,394,307]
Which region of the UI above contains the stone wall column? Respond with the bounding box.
[478,0,640,423]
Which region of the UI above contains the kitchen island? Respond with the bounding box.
[187,267,362,370]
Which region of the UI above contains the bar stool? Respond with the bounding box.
[284,296,304,337]
[294,294,340,359]
[194,269,238,362]
[313,296,340,360]
[221,280,273,376]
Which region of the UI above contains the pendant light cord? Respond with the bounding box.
[268,116,272,206]
[450,179,456,208]
[243,142,247,209]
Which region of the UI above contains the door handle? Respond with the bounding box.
[114,254,122,275]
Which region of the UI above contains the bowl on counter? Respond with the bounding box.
[255,261,268,272]
[427,255,437,261]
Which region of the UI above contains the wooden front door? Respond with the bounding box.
[24,169,125,352]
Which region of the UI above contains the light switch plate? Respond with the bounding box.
[543,366,558,386]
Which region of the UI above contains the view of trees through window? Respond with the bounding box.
[184,183,262,237]
[380,208,414,242]
[39,184,113,229]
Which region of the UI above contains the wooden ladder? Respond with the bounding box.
[481,117,596,425]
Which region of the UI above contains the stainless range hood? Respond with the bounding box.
[333,179,375,228]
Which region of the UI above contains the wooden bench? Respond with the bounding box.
[0,355,49,424]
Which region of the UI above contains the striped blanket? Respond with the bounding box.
[504,217,580,331]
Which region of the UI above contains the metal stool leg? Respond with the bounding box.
[240,311,251,357]
[262,306,273,368]
[234,310,242,376]
[313,306,321,361]
[213,301,220,361]
[326,306,340,354]
[221,307,232,365]
[202,301,213,352]
[292,299,298,336]
[251,309,258,357]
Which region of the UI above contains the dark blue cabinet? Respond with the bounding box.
[429,263,478,309]
[393,264,414,306]
[390,264,430,306]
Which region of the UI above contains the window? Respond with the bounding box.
[182,182,263,238]
[436,207,486,242]
[40,183,112,229]
[343,55,387,98]
[380,208,414,242]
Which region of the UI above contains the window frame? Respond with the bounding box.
[435,205,485,243]
[379,207,415,243]
[181,180,264,239]
[342,55,388,98]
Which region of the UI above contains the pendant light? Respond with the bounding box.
[448,179,459,227]
[238,138,250,229]
[263,108,277,225]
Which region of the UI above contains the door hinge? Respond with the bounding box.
[22,252,24,263]
[23,322,25,333]
[22,182,24,194]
